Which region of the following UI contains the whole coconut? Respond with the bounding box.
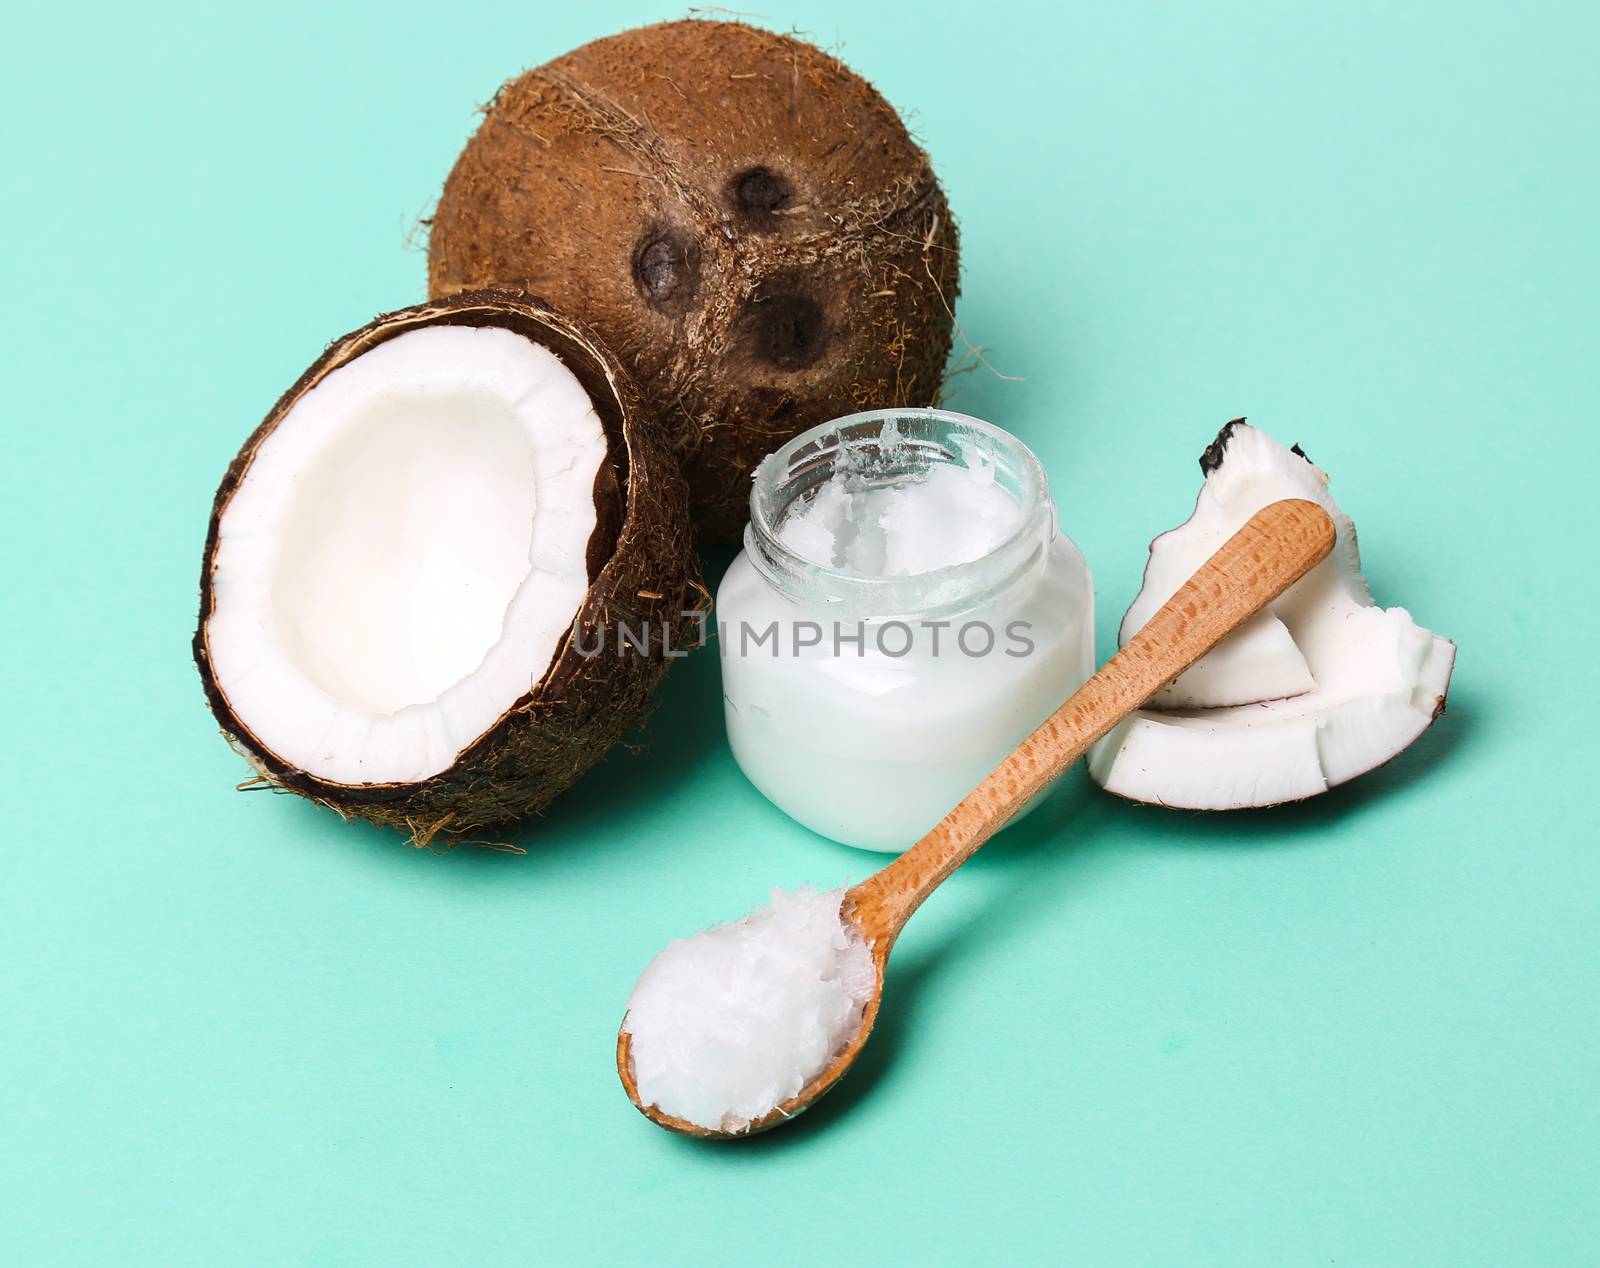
[428,19,960,541]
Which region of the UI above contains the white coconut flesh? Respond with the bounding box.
[204,325,609,786]
[1089,424,1456,809]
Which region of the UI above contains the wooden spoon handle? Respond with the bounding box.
[846,497,1336,944]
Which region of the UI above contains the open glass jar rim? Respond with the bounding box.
[745,408,1057,619]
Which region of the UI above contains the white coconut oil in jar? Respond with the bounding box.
[717,409,1094,852]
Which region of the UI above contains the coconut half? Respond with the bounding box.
[194,291,699,839]
[1089,421,1455,810]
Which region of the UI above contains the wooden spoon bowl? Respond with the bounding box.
[616,937,890,1139]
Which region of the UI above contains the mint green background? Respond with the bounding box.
[3,3,1596,1264]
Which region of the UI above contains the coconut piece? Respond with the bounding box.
[428,19,960,542]
[194,291,699,839]
[1089,421,1455,810]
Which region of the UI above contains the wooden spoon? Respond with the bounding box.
[619,497,1336,1138]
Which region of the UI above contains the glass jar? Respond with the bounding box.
[716,408,1094,852]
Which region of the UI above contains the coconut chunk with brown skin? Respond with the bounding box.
[1089,421,1455,810]
[194,292,699,840]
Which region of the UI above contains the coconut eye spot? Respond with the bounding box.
[270,388,535,717]
[633,229,698,311]
[729,166,792,228]
[745,293,827,370]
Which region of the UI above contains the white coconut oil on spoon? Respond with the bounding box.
[621,886,874,1133]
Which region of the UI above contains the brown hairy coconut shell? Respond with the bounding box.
[194,291,701,842]
[428,18,961,541]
